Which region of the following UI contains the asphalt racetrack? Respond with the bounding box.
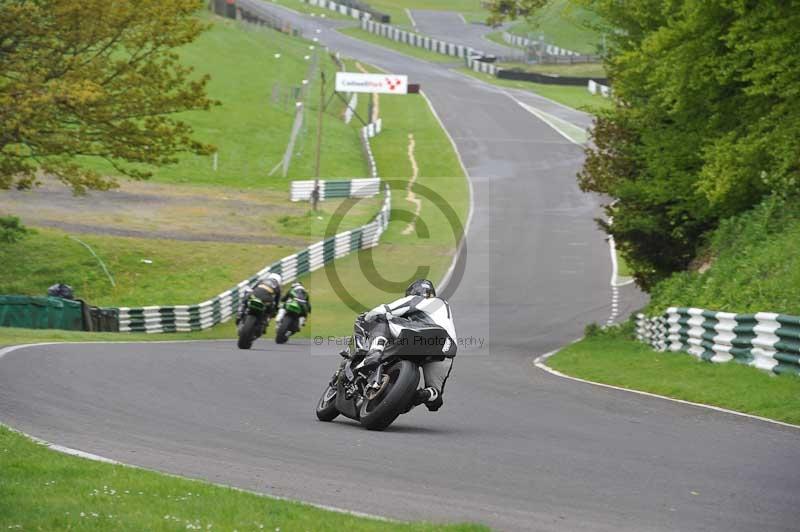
[1,4,799,531]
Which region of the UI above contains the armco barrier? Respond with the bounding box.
[291,178,381,201]
[636,308,800,376]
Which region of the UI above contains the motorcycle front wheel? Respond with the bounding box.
[359,360,419,431]
[315,382,340,422]
[275,314,294,344]
[237,314,258,350]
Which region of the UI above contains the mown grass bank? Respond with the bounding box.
[86,12,367,190]
[546,324,800,425]
[644,196,800,316]
[506,0,603,55]
[0,426,487,532]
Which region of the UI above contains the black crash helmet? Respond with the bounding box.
[405,279,435,298]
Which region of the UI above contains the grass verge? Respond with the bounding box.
[0,426,487,532]
[547,324,800,426]
[457,68,612,113]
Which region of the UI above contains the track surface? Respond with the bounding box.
[2,4,799,531]
[408,10,519,58]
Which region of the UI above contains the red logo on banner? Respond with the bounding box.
[385,78,403,91]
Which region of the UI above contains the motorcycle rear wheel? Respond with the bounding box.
[359,360,419,431]
[237,314,258,350]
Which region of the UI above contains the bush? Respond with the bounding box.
[0,216,29,244]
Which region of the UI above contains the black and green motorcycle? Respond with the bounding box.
[236,279,279,350]
[275,284,310,344]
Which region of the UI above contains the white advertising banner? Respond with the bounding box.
[335,72,408,94]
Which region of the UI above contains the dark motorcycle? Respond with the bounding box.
[275,297,305,344]
[316,312,457,431]
[237,284,277,350]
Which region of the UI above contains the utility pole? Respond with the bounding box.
[312,71,325,211]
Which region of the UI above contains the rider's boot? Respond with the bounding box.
[414,387,443,411]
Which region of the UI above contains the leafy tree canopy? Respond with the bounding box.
[0,0,216,193]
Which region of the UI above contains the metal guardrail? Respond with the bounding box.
[636,308,800,376]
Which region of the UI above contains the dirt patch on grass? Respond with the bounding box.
[0,178,377,245]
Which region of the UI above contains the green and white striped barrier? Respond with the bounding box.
[303,0,371,20]
[290,177,381,201]
[501,32,579,57]
[360,18,483,61]
[467,56,498,75]
[115,185,391,333]
[636,308,800,376]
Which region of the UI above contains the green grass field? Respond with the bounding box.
[547,324,800,425]
[507,0,604,55]
[0,426,487,532]
[86,12,368,191]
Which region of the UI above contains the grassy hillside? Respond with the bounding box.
[645,196,800,316]
[88,12,367,190]
[508,0,603,55]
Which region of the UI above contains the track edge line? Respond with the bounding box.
[533,347,800,431]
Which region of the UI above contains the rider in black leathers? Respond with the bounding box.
[360,279,454,411]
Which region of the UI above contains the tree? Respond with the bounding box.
[485,0,547,27]
[575,0,800,289]
[0,0,216,193]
